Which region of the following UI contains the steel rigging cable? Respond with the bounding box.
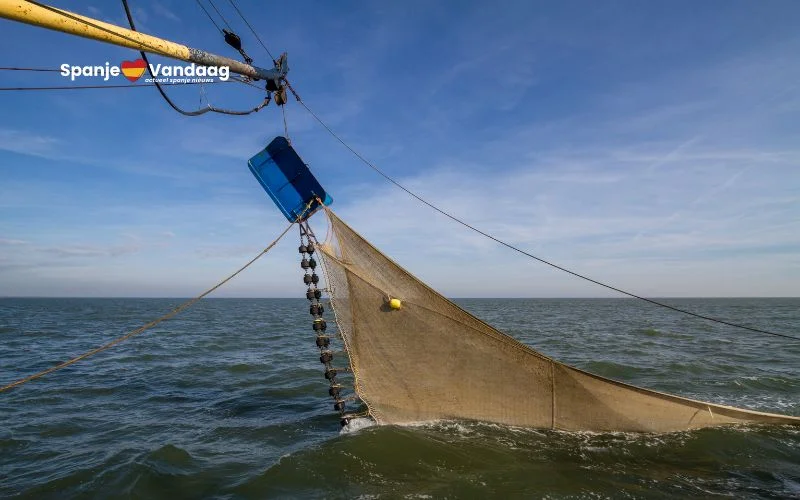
[225,0,277,63]
[194,0,223,33]
[121,0,269,116]
[11,1,271,115]
[292,98,800,342]
[202,1,800,342]
[0,79,235,91]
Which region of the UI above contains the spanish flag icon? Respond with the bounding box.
[120,59,146,82]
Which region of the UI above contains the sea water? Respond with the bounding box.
[1,298,798,498]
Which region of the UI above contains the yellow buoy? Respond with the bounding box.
[389,298,402,310]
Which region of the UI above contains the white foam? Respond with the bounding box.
[340,417,376,435]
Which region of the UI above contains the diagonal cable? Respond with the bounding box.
[291,97,800,342]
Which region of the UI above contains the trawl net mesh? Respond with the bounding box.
[316,209,799,432]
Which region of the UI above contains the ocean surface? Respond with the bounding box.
[1,297,798,499]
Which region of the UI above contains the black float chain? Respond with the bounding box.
[299,230,353,427]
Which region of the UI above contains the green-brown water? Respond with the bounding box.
[1,298,798,498]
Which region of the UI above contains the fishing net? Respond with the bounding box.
[316,208,799,432]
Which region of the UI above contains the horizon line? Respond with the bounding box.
[1,296,798,300]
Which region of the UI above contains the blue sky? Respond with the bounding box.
[0,0,798,297]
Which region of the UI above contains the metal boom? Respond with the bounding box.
[0,0,287,82]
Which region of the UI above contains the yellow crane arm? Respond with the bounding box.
[0,0,287,81]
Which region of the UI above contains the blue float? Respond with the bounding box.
[248,136,332,222]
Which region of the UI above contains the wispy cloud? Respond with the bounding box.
[152,2,180,22]
[0,129,60,157]
[40,243,142,258]
[330,142,800,296]
[0,238,27,245]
